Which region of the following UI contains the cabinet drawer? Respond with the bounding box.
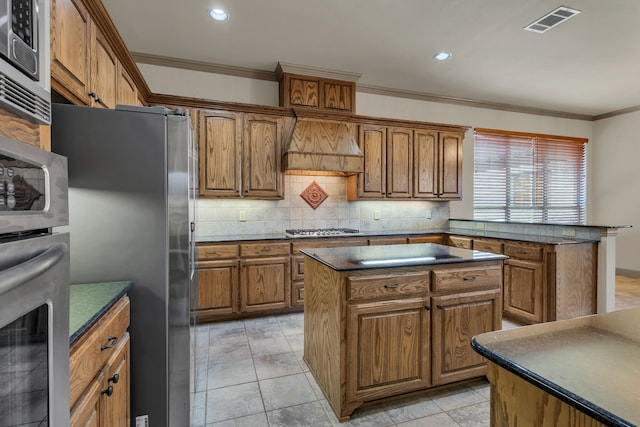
[197,244,238,260]
[503,243,543,261]
[432,265,502,292]
[473,239,503,254]
[368,237,408,245]
[291,237,368,254]
[347,272,430,301]
[70,296,130,408]
[407,235,444,244]
[448,236,472,249]
[240,242,290,257]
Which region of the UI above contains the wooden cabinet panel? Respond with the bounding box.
[323,81,353,112]
[117,64,139,106]
[356,124,386,198]
[51,0,92,105]
[197,244,238,261]
[473,239,503,254]
[240,242,290,257]
[413,130,438,198]
[90,25,117,109]
[198,110,242,197]
[347,271,430,301]
[504,258,544,323]
[102,333,130,427]
[447,235,473,249]
[347,298,431,402]
[243,114,283,198]
[438,132,463,199]
[408,235,444,244]
[432,265,502,292]
[504,242,544,261]
[70,369,104,427]
[367,236,407,246]
[431,289,501,385]
[279,73,355,113]
[197,260,238,314]
[386,127,413,198]
[286,76,320,108]
[241,256,290,312]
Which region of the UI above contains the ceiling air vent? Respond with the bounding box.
[524,6,581,33]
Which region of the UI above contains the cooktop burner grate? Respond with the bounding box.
[285,228,360,237]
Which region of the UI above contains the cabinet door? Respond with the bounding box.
[117,63,139,106]
[431,289,501,386]
[413,130,438,198]
[322,81,354,112]
[347,298,431,403]
[197,260,239,315]
[240,256,290,312]
[243,114,283,198]
[51,0,92,105]
[199,111,243,197]
[438,132,463,199]
[408,235,444,244]
[90,25,117,109]
[102,333,130,427]
[367,236,407,246]
[447,235,473,249]
[356,124,386,198]
[504,259,544,323]
[386,128,413,198]
[70,370,104,427]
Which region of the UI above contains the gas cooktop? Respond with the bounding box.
[285,228,360,237]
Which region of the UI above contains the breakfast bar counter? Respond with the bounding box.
[472,308,640,427]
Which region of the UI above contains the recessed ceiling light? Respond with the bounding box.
[433,52,451,61]
[209,8,228,21]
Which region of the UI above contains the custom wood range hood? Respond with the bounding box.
[282,110,364,176]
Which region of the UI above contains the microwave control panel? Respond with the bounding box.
[0,155,45,211]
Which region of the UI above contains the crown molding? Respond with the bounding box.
[131,52,278,81]
[131,52,640,121]
[275,62,362,82]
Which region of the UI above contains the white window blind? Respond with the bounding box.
[473,128,587,224]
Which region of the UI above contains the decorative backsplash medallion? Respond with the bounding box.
[300,181,328,210]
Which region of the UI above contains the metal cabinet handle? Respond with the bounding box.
[88,92,96,99]
[108,373,120,384]
[424,305,431,310]
[101,336,118,351]
[437,304,444,309]
[101,386,114,396]
[384,284,399,289]
[463,276,477,281]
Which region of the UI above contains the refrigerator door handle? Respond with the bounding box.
[0,242,69,296]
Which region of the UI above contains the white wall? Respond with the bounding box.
[592,112,640,273]
[140,64,640,272]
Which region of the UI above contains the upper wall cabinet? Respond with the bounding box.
[51,0,146,107]
[348,124,464,201]
[279,73,356,114]
[198,110,284,199]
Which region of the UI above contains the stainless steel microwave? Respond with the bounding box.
[0,0,51,124]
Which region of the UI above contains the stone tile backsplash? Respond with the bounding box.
[196,175,450,238]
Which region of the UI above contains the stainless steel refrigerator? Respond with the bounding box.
[51,104,197,427]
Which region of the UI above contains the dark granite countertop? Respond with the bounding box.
[472,308,640,427]
[301,243,507,271]
[69,281,133,346]
[197,228,598,245]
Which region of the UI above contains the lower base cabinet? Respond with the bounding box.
[70,296,130,427]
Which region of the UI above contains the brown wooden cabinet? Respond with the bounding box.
[349,125,464,201]
[304,256,503,421]
[196,243,240,321]
[117,63,142,106]
[279,73,355,113]
[198,110,283,199]
[70,296,130,427]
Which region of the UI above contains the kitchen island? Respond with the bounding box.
[472,307,640,427]
[302,243,507,420]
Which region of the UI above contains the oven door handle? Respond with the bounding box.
[0,242,68,296]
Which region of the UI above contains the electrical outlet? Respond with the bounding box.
[476,223,485,230]
[238,210,247,222]
[561,228,576,237]
[425,209,432,219]
[135,415,149,427]
[374,210,381,220]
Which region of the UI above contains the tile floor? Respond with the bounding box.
[191,275,640,426]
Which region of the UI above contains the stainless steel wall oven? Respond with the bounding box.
[0,136,69,426]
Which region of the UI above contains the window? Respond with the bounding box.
[473,128,587,224]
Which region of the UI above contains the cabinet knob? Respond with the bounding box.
[424,305,431,310]
[384,284,399,289]
[437,304,444,309]
[101,386,114,396]
[88,92,96,99]
[108,373,120,384]
[100,336,118,351]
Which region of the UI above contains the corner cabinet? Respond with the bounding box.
[348,124,464,201]
[197,110,284,199]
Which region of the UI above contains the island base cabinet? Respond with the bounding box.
[431,289,502,386]
[487,363,607,427]
[347,298,431,405]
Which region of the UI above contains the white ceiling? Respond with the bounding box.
[101,0,640,118]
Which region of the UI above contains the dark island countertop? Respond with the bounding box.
[472,308,640,427]
[69,281,133,346]
[300,243,507,271]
